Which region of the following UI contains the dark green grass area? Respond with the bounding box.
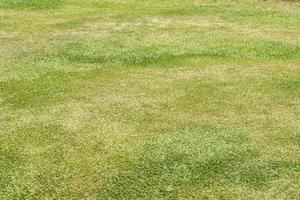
[0,72,74,108]
[278,78,300,93]
[101,127,299,199]
[12,39,299,69]
[101,127,254,199]
[0,0,64,10]
[57,40,299,64]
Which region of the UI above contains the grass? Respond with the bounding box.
[0,0,300,199]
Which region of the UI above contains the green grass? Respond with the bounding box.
[0,0,64,10]
[0,0,300,199]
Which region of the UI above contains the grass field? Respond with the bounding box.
[0,0,300,199]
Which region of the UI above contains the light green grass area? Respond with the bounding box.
[0,0,300,199]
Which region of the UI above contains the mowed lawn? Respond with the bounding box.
[0,0,300,199]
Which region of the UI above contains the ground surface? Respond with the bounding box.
[0,0,300,199]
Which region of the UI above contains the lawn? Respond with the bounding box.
[0,0,300,199]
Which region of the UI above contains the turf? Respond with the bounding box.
[0,0,300,199]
